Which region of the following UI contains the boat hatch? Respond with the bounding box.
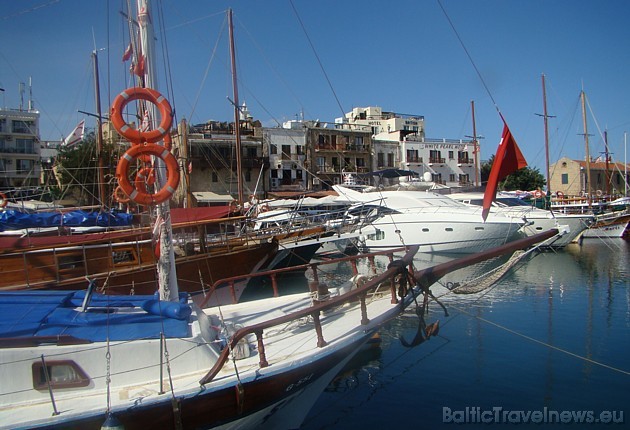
[32,360,90,390]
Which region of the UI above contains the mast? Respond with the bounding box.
[625,132,628,197]
[137,0,179,300]
[471,100,479,187]
[581,90,592,206]
[541,74,551,193]
[92,50,106,209]
[181,118,193,208]
[228,8,244,206]
[604,130,610,197]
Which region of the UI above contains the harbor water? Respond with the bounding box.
[302,239,629,429]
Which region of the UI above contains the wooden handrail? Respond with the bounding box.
[198,228,560,386]
[198,245,418,385]
[199,247,409,307]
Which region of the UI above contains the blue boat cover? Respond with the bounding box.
[0,291,191,342]
[0,209,134,231]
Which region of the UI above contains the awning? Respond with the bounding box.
[192,191,235,203]
[357,169,419,178]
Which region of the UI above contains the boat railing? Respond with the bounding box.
[199,247,408,307]
[199,228,560,385]
[198,245,418,385]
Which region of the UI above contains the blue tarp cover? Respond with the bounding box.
[0,209,134,231]
[0,291,191,341]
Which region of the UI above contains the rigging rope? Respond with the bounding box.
[450,303,630,376]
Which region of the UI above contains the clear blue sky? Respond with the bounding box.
[2,0,630,174]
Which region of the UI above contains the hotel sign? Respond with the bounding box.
[417,143,464,150]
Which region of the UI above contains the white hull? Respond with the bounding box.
[447,192,594,248]
[581,220,630,238]
[358,214,522,253]
[334,186,524,254]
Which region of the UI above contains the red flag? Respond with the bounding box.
[122,43,133,62]
[481,120,527,221]
[133,54,145,77]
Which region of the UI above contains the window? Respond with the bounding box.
[32,360,90,390]
[16,159,34,173]
[449,174,456,182]
[281,145,291,160]
[12,120,35,134]
[561,173,568,184]
[57,252,84,274]
[377,152,384,167]
[112,247,138,266]
[16,139,35,154]
[387,153,394,167]
[212,172,218,182]
[316,156,325,170]
[245,169,251,182]
[448,151,454,160]
[270,144,277,155]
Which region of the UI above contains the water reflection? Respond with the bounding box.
[303,239,630,430]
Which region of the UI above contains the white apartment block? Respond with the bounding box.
[0,107,41,190]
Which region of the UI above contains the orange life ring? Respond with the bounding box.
[534,190,543,198]
[110,87,173,144]
[114,185,131,203]
[0,192,7,208]
[556,191,564,199]
[116,143,180,206]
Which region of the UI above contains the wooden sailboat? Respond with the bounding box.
[551,89,629,239]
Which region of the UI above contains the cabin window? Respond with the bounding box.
[367,229,385,240]
[112,247,138,266]
[445,228,454,232]
[422,228,429,232]
[57,252,85,274]
[32,360,90,390]
[475,227,484,231]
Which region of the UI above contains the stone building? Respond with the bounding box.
[549,156,629,197]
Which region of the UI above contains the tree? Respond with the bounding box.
[480,156,545,191]
[54,131,120,206]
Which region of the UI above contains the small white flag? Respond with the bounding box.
[62,120,85,147]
